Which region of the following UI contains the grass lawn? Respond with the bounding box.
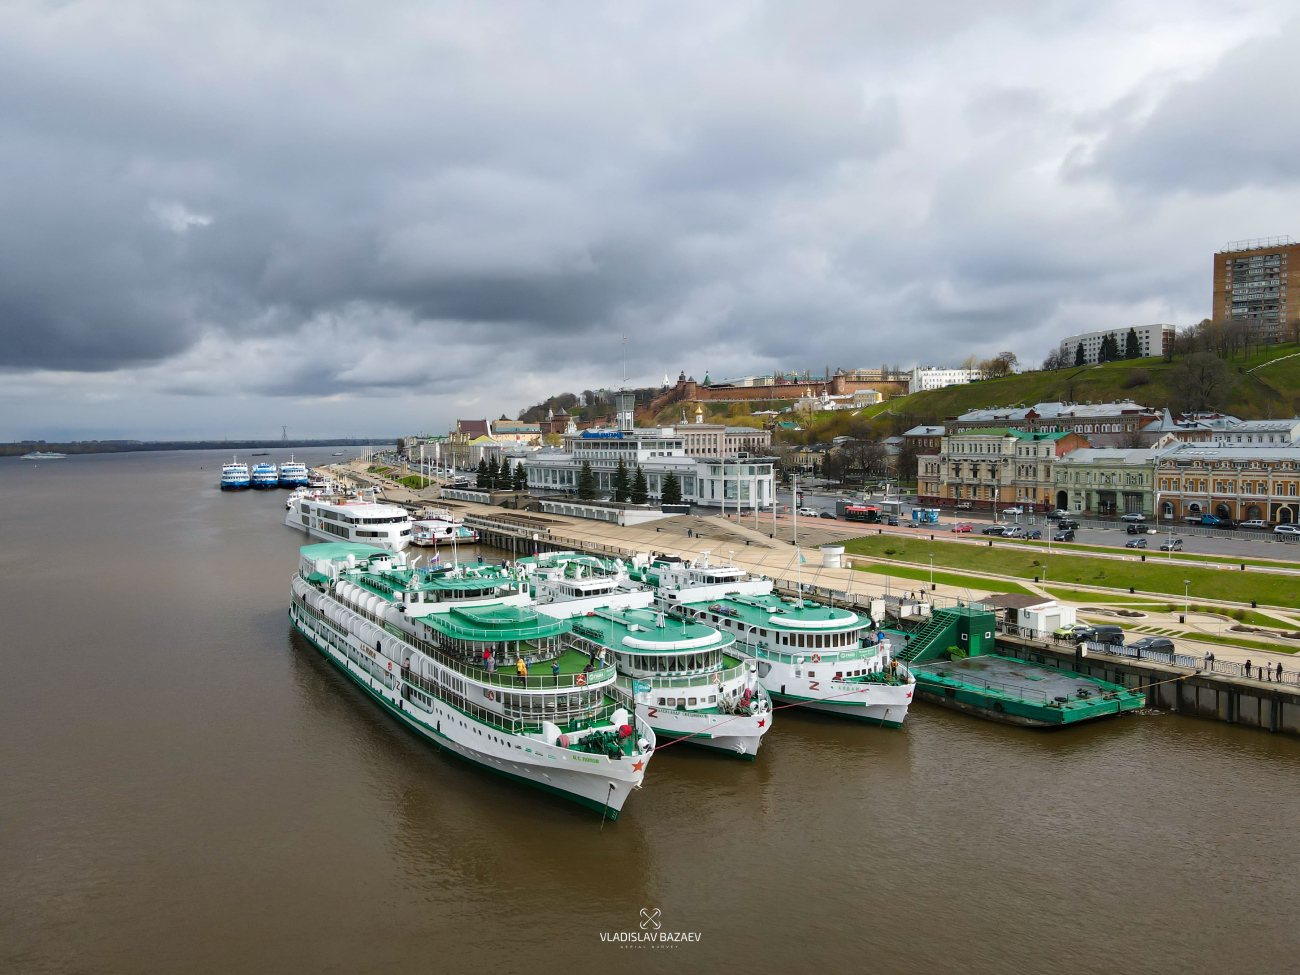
[842,534,1300,609]
[852,560,1035,596]
[398,475,433,489]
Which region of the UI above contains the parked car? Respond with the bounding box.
[1160,537,1184,551]
[1239,519,1269,530]
[1057,519,1080,531]
[1126,524,1144,534]
[818,510,837,519]
[1125,538,1147,549]
[950,523,973,533]
[981,525,1006,536]
[1002,526,1025,538]
[1025,529,1042,539]
[1053,529,1076,542]
[955,501,973,510]
[1054,623,1092,640]
[1120,512,1146,523]
[1128,636,1175,653]
[1275,524,1300,536]
[1081,624,1125,646]
[887,516,899,526]
[1002,506,1023,516]
[797,507,819,518]
[1046,509,1069,520]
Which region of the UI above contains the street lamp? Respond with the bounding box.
[929,553,934,590]
[1184,579,1190,619]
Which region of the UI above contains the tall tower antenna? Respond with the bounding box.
[281,425,288,443]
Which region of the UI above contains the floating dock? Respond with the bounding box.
[892,604,1145,727]
[914,654,1145,727]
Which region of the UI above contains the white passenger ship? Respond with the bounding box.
[220,458,250,490]
[288,543,654,818]
[519,552,771,758]
[286,495,414,551]
[643,554,915,727]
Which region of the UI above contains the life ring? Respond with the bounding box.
[486,690,496,702]
[575,674,587,686]
[811,654,821,663]
[387,660,392,671]
[712,672,721,685]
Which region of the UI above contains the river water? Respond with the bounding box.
[3,450,1298,975]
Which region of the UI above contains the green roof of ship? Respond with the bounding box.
[300,542,392,561]
[568,606,734,654]
[417,603,572,642]
[680,592,863,631]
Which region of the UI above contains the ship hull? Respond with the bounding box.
[643,707,768,759]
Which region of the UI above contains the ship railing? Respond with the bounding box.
[617,660,751,690]
[377,617,617,693]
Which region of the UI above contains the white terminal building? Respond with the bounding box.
[1058,324,1176,365]
[522,429,776,510]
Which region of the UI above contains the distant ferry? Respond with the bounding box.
[279,456,309,487]
[286,495,413,551]
[220,458,251,490]
[21,451,67,460]
[331,451,345,457]
[251,463,279,489]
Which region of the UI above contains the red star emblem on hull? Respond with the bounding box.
[632,760,644,771]
[758,719,766,727]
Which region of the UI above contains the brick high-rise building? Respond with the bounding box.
[1213,236,1300,344]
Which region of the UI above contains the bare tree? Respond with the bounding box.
[1170,352,1233,413]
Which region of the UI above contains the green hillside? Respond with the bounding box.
[775,344,1300,443]
[890,344,1299,423]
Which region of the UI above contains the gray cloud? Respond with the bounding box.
[0,0,1293,438]
[1088,21,1300,193]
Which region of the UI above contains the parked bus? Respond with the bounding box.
[843,504,881,523]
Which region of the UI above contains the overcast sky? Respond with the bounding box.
[2,1,1298,440]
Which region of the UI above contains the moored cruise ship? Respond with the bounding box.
[288,543,653,818]
[286,495,414,551]
[251,462,279,488]
[555,602,773,759]
[279,456,309,487]
[643,553,915,727]
[220,457,251,490]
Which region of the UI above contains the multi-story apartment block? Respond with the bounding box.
[902,425,944,453]
[1058,324,1175,365]
[1212,237,1300,344]
[909,367,978,394]
[917,429,1089,512]
[949,401,1160,447]
[1052,447,1168,517]
[1155,445,1300,525]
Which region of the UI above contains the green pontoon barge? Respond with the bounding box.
[891,600,1145,726]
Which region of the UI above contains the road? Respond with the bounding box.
[779,488,1300,563]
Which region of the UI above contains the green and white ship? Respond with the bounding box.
[643,554,914,727]
[559,605,773,759]
[289,543,654,819]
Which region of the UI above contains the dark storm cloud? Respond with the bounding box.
[0,0,1293,433]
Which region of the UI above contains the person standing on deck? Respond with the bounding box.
[516,656,528,685]
[552,658,561,685]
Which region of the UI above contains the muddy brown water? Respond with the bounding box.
[3,450,1298,974]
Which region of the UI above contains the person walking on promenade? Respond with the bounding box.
[1278,662,1285,681]
[1244,659,1252,679]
